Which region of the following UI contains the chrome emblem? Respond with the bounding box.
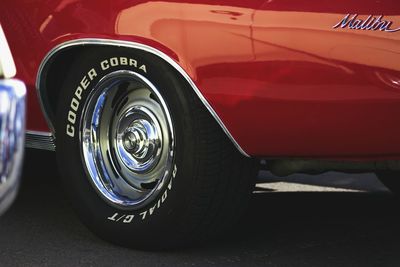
[333,14,400,32]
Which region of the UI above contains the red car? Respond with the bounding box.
[1,1,400,248]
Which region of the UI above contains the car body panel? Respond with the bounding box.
[1,0,400,159]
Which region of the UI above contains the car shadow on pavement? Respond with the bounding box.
[0,149,399,266]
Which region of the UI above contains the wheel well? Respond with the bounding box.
[39,45,182,132]
[40,46,86,129]
[40,45,171,130]
[37,41,249,156]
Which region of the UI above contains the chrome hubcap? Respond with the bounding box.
[81,70,174,209]
[116,107,163,174]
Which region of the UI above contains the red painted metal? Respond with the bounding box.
[1,0,400,159]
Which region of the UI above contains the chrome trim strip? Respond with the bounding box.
[25,130,55,151]
[35,38,249,157]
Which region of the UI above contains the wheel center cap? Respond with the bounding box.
[116,106,164,174]
[122,123,148,157]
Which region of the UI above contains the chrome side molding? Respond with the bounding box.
[0,79,26,215]
[26,130,55,151]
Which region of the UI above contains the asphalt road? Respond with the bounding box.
[1,149,400,266]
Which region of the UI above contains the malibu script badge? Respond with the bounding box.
[333,14,400,32]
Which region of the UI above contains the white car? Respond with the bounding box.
[0,25,26,215]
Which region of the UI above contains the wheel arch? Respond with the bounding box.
[36,39,249,157]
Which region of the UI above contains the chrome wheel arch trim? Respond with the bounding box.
[35,38,250,157]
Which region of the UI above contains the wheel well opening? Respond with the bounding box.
[40,46,86,129]
[40,45,182,132]
[38,43,248,157]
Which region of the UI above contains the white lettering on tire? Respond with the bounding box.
[65,68,97,137]
[110,57,118,67]
[107,164,177,223]
[70,98,79,111]
[66,58,147,138]
[68,110,76,124]
[101,60,109,70]
[100,57,147,73]
[123,215,135,224]
[66,124,75,137]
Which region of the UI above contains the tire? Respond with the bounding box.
[376,171,400,195]
[55,47,256,249]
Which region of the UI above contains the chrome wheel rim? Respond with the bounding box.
[81,70,174,209]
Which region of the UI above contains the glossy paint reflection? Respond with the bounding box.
[1,0,400,158]
[115,2,257,76]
